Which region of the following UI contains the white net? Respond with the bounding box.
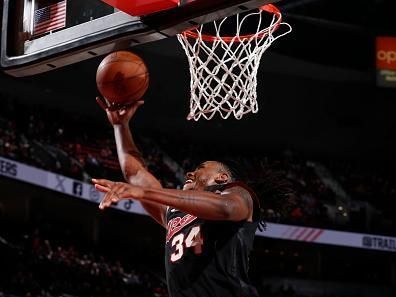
[177,5,292,121]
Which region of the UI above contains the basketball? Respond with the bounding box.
[96,51,149,105]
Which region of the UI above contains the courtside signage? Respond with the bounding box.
[0,156,146,215]
[376,36,396,87]
[256,224,396,252]
[1,156,395,253]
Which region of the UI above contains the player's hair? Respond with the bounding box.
[217,159,294,227]
[249,166,294,224]
[195,158,294,227]
[216,161,238,182]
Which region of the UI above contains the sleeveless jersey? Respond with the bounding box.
[164,182,260,297]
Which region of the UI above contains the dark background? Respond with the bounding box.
[1,0,395,160]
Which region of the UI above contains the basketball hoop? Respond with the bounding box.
[177,4,292,120]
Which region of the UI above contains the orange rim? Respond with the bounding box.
[182,4,282,43]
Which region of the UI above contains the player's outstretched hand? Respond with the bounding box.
[92,178,144,210]
[96,96,144,126]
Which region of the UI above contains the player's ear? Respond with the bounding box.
[215,172,229,184]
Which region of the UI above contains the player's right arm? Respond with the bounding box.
[96,97,167,227]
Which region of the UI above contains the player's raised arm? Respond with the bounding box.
[93,179,253,222]
[96,97,167,227]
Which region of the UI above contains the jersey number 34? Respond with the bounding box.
[170,226,203,262]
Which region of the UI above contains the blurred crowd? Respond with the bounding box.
[1,94,395,235]
[0,227,369,297]
[0,228,167,297]
[0,95,178,186]
[324,159,396,230]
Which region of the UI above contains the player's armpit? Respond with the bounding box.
[140,201,167,228]
[127,169,167,227]
[221,186,254,222]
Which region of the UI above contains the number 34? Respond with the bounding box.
[170,226,203,262]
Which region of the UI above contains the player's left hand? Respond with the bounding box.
[96,96,144,125]
[92,178,144,210]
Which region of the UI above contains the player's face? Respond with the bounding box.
[183,161,222,191]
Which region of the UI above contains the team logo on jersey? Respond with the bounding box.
[166,214,197,243]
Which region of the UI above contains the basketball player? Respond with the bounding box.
[93,97,263,297]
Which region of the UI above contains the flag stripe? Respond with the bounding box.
[35,16,65,29]
[33,1,67,37]
[36,22,66,34]
[34,8,66,34]
[35,18,65,32]
[34,5,66,22]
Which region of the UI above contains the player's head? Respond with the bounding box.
[183,161,236,191]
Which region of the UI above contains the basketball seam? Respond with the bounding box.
[97,73,149,85]
[97,63,147,80]
[97,74,149,101]
[96,51,149,102]
[96,61,146,74]
[111,75,149,100]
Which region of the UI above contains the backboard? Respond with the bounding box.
[1,0,278,77]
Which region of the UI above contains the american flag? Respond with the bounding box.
[33,1,67,37]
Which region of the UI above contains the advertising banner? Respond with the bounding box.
[1,156,395,252]
[376,36,396,87]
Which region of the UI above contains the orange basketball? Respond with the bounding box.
[96,51,149,105]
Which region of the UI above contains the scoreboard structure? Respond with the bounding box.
[1,0,277,77]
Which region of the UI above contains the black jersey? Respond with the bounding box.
[164,182,260,297]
